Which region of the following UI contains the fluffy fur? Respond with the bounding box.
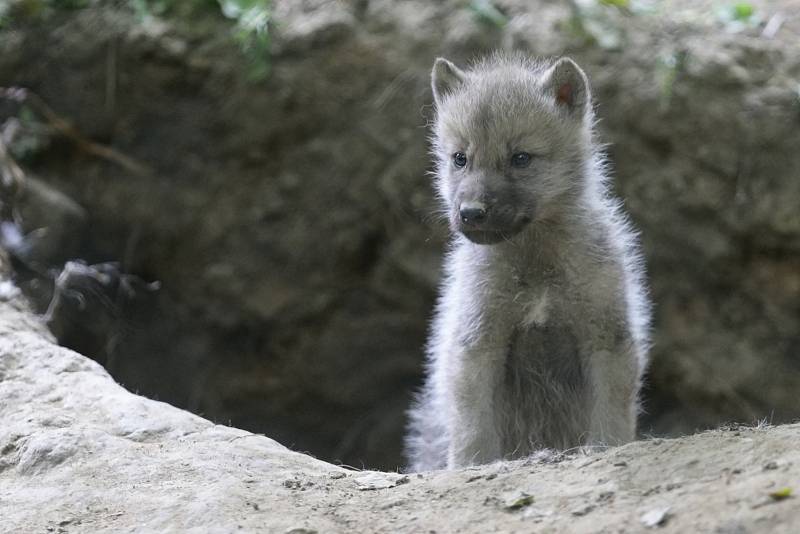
[405,53,650,471]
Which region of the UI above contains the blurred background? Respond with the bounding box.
[0,0,798,471]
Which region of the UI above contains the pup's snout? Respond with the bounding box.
[459,202,487,227]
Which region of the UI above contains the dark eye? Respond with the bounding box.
[453,152,467,168]
[511,152,532,168]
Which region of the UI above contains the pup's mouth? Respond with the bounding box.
[460,216,531,245]
[461,229,512,245]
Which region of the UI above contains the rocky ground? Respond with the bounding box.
[1,0,799,471]
[0,268,798,533]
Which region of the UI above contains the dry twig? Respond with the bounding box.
[0,87,152,176]
[0,136,26,222]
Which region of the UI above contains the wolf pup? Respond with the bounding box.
[405,54,650,471]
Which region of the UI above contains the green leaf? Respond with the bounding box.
[47,0,90,9]
[732,2,754,20]
[599,0,629,7]
[505,492,534,510]
[769,487,792,500]
[468,0,508,28]
[218,0,272,81]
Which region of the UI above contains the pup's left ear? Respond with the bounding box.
[542,57,591,116]
[431,57,466,106]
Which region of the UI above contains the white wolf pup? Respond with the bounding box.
[406,54,650,471]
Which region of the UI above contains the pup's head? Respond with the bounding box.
[430,54,593,244]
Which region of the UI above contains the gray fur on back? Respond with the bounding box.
[405,53,650,471]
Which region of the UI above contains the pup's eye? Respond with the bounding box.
[453,152,467,168]
[511,152,532,168]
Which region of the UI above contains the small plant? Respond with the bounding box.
[716,2,761,32]
[0,0,88,28]
[3,105,51,162]
[128,0,219,22]
[218,0,272,80]
[125,0,272,79]
[468,0,508,28]
[565,0,626,50]
[730,2,754,20]
[0,0,273,80]
[47,0,89,8]
[564,0,655,50]
[598,0,629,7]
[655,50,688,112]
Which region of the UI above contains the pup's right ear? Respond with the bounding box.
[432,58,465,106]
[541,57,591,117]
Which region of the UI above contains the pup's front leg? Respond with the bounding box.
[586,337,642,447]
[445,334,510,469]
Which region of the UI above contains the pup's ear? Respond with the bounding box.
[432,57,466,106]
[542,57,591,116]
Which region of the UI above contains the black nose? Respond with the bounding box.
[460,205,487,226]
